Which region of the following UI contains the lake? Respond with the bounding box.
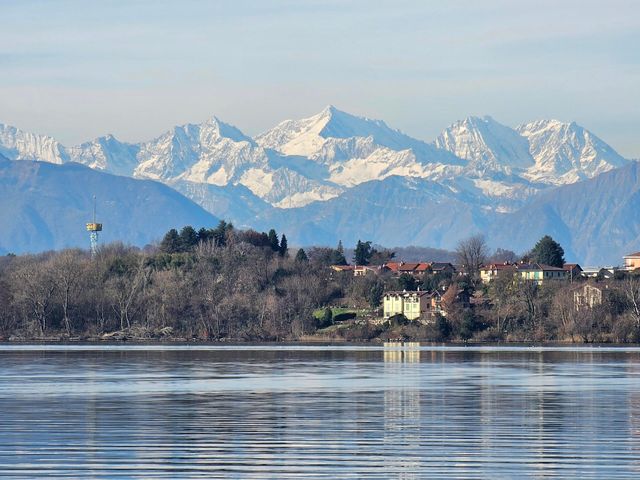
[1,345,640,478]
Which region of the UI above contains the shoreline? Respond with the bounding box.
[1,336,639,348]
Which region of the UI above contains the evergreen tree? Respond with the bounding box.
[337,240,344,255]
[212,220,232,246]
[268,229,280,252]
[367,281,385,309]
[179,226,198,251]
[294,248,309,263]
[321,308,333,327]
[530,235,565,267]
[197,227,211,243]
[278,234,288,257]
[433,314,451,341]
[398,273,417,291]
[353,240,373,265]
[159,229,180,254]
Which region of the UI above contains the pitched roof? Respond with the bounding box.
[625,252,640,258]
[398,262,420,272]
[384,290,431,297]
[331,265,354,271]
[384,262,402,272]
[563,263,582,270]
[481,263,516,271]
[431,262,454,270]
[516,263,565,272]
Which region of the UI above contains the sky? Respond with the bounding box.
[1,0,639,157]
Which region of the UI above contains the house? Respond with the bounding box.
[330,265,354,273]
[430,262,455,275]
[516,263,568,284]
[563,263,583,281]
[480,263,517,283]
[581,266,619,279]
[397,262,421,274]
[353,266,368,276]
[383,290,434,321]
[384,261,432,275]
[331,264,383,277]
[573,283,605,310]
[624,252,640,271]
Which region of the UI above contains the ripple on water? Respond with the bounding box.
[1,346,640,478]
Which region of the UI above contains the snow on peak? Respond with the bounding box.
[255,106,462,170]
[434,116,534,174]
[202,116,254,144]
[0,123,68,164]
[517,119,628,184]
[67,134,139,176]
[0,111,631,216]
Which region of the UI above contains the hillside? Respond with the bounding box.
[0,156,219,254]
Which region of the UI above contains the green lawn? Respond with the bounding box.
[313,307,359,320]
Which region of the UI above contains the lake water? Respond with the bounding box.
[1,345,640,479]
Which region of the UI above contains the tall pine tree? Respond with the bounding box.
[530,235,565,267]
[159,229,180,254]
[294,248,309,263]
[279,234,288,257]
[353,240,373,265]
[267,229,279,252]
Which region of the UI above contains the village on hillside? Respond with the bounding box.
[322,237,640,342]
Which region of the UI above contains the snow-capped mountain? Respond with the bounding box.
[432,115,629,207]
[256,105,462,189]
[518,119,628,184]
[2,109,627,211]
[0,107,634,262]
[434,116,534,174]
[256,105,458,163]
[68,134,139,176]
[128,117,340,207]
[0,123,68,164]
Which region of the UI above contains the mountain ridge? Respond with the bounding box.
[0,109,636,264]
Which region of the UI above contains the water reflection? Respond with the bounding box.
[0,346,640,478]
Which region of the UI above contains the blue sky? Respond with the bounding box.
[2,0,639,157]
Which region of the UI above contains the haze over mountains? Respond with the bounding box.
[0,107,636,264]
[0,155,217,255]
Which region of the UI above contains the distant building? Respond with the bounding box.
[581,266,620,279]
[385,262,431,275]
[624,252,640,271]
[563,263,583,281]
[480,263,517,284]
[383,290,437,321]
[480,262,568,284]
[431,262,455,275]
[573,283,605,310]
[515,263,568,284]
[330,265,354,273]
[330,264,383,277]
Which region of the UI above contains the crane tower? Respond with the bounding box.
[86,195,102,257]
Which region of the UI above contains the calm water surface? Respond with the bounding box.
[1,345,640,478]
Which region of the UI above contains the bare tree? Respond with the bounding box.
[456,234,489,277]
[12,258,57,336]
[106,255,149,330]
[51,250,86,335]
[623,276,640,330]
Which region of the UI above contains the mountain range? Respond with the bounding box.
[0,155,217,255]
[0,107,636,264]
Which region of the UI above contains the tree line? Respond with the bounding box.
[0,225,639,343]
